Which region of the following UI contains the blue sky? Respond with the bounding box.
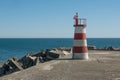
[0,0,120,38]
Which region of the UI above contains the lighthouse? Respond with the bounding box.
[72,13,88,60]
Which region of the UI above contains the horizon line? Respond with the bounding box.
[0,37,120,39]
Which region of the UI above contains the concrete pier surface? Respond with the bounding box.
[1,50,120,80]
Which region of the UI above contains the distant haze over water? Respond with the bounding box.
[0,38,120,63]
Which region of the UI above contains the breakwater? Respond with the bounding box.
[1,49,120,80]
[0,46,120,77]
[0,47,72,77]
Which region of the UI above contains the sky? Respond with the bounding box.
[0,0,120,38]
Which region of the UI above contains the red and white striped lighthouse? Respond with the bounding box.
[73,13,88,59]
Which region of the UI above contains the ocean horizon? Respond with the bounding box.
[0,38,120,63]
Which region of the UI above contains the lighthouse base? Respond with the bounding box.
[72,53,89,60]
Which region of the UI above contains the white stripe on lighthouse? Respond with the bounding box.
[74,40,87,47]
[73,53,88,59]
[74,27,86,33]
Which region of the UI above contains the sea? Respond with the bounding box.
[0,38,120,63]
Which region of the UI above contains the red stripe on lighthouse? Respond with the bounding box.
[73,46,88,53]
[74,33,86,40]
